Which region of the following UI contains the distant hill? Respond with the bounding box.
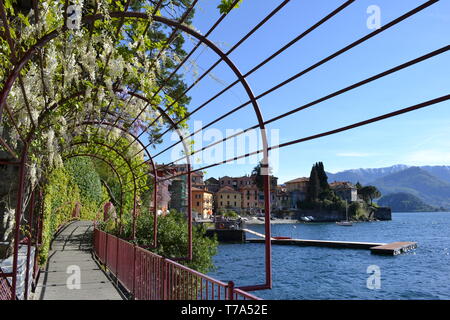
[326,164,409,185]
[420,166,450,184]
[378,192,440,212]
[371,167,450,209]
[326,165,450,210]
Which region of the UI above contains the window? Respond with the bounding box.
[234,202,237,206]
[196,202,200,206]
[220,201,222,206]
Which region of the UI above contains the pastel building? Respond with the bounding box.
[192,187,213,219]
[215,186,242,213]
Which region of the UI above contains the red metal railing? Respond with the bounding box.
[0,273,12,300]
[93,228,260,300]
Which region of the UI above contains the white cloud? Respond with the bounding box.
[336,152,373,157]
[404,149,450,166]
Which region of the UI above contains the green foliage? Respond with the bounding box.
[298,197,347,212]
[40,166,81,264]
[222,209,239,218]
[359,185,381,205]
[218,0,244,14]
[119,210,218,274]
[301,162,351,211]
[251,162,277,191]
[39,157,111,264]
[307,165,320,201]
[65,157,103,204]
[306,162,330,202]
[349,202,367,220]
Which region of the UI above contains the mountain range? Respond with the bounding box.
[326,165,450,210]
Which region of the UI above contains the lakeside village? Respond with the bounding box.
[156,162,392,226]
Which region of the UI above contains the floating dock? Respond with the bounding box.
[370,242,418,256]
[243,229,417,256]
[205,229,246,242]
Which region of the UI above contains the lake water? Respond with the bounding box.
[208,212,450,299]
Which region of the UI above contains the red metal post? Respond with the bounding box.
[227,281,234,300]
[187,164,192,260]
[11,149,28,300]
[24,189,35,300]
[263,166,272,288]
[153,177,158,248]
[33,190,43,283]
[132,244,136,298]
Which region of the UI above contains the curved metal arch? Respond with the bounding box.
[68,140,139,235]
[0,12,268,167]
[0,12,271,289]
[67,139,158,247]
[63,153,125,230]
[69,119,156,175]
[31,86,193,177]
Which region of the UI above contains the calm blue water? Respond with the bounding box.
[208,212,450,299]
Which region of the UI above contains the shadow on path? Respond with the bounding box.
[35,221,123,300]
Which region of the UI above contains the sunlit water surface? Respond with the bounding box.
[208,212,450,299]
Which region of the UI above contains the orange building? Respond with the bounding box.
[192,187,213,219]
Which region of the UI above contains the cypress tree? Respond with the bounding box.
[316,162,330,192]
[307,165,320,201]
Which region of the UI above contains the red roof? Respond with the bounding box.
[217,186,241,194]
[192,187,213,194]
[285,177,309,184]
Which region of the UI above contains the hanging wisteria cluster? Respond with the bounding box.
[0,0,193,188]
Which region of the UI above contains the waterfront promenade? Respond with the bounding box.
[34,221,123,300]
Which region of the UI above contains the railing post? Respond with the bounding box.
[104,232,108,267]
[227,281,234,300]
[162,258,167,300]
[24,189,35,300]
[132,244,136,299]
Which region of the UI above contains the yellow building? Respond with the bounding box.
[192,187,213,219]
[215,186,242,213]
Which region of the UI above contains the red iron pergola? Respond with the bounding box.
[0,0,449,300]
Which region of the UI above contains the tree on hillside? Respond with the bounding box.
[251,162,276,191]
[316,162,329,191]
[307,165,320,201]
[359,186,381,205]
[315,162,333,200]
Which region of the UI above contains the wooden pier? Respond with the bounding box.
[370,242,418,256]
[243,229,417,255]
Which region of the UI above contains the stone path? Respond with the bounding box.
[34,220,123,300]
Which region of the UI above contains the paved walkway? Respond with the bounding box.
[34,221,123,300]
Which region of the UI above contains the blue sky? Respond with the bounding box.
[148,0,450,184]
